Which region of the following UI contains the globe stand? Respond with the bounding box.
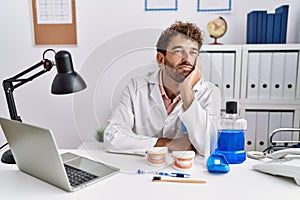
[210,37,223,45]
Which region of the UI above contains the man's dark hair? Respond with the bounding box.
[156,21,203,55]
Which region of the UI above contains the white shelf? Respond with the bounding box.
[239,100,300,111]
[201,44,242,51]
[200,44,300,151]
[242,43,300,51]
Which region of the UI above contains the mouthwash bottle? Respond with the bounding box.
[215,101,247,164]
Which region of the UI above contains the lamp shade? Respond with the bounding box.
[51,50,87,94]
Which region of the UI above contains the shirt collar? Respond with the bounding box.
[158,70,167,97]
[158,70,181,101]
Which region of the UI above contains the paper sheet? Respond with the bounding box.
[36,0,72,24]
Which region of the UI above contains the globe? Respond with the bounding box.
[207,17,227,44]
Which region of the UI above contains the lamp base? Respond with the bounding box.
[1,149,16,164]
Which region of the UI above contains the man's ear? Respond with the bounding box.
[156,52,165,67]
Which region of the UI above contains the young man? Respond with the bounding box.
[104,21,215,156]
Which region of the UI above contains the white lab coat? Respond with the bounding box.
[103,68,215,156]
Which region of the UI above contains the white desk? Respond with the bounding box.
[1,142,299,200]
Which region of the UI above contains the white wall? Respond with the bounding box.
[0,0,299,148]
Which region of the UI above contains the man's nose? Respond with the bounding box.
[181,51,192,63]
[181,50,190,60]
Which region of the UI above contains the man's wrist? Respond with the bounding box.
[155,138,171,148]
[180,88,194,110]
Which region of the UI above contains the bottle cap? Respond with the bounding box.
[226,101,237,114]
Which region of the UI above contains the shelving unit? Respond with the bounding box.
[240,44,300,106]
[200,44,300,151]
[200,44,242,108]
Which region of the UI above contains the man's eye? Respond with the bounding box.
[174,49,183,54]
[190,51,198,56]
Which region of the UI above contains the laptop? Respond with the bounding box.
[0,117,119,192]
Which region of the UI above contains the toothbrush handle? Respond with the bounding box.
[153,179,206,184]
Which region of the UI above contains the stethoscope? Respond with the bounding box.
[247,128,300,160]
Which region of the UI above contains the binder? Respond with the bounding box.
[210,53,223,91]
[275,5,289,43]
[247,52,260,98]
[255,111,269,152]
[247,11,258,44]
[256,11,267,44]
[280,111,294,141]
[270,52,285,99]
[200,51,211,82]
[261,11,268,43]
[283,52,298,99]
[245,111,257,151]
[268,111,282,141]
[266,14,275,44]
[273,13,282,44]
[258,52,272,98]
[222,52,235,100]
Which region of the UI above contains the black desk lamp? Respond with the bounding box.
[1,49,87,164]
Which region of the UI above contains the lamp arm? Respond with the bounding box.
[2,81,20,121]
[2,59,54,121]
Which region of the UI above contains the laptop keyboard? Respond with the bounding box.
[64,164,99,187]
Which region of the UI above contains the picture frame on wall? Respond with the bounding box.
[197,0,232,13]
[144,0,178,11]
[32,0,77,45]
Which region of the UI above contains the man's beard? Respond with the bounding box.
[163,59,192,83]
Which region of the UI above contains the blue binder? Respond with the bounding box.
[247,11,258,44]
[266,14,275,44]
[256,11,267,44]
[256,11,263,44]
[275,5,289,43]
[273,13,282,44]
[261,11,268,43]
